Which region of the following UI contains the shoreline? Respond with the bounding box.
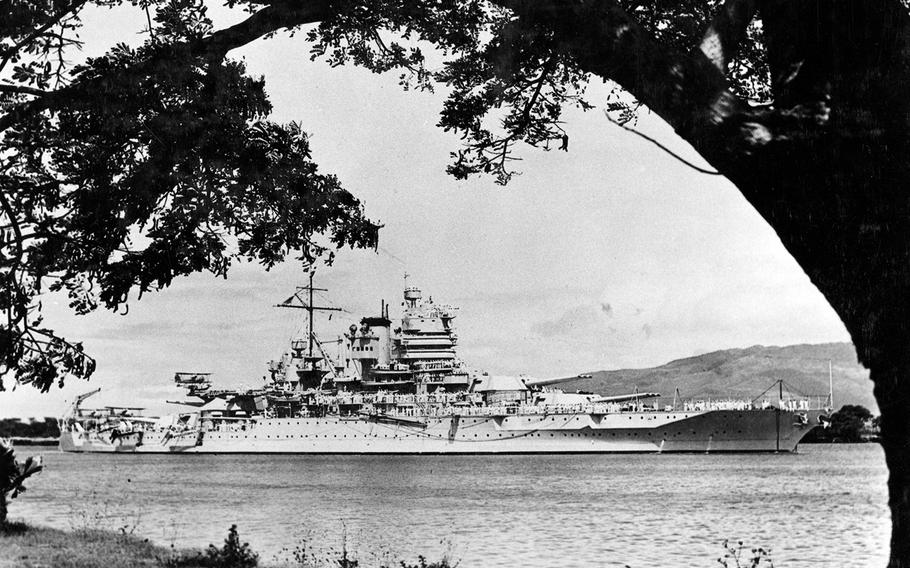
[0,522,187,568]
[0,521,454,568]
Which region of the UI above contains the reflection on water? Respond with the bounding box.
[10,444,889,567]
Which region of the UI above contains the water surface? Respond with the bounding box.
[10,444,889,567]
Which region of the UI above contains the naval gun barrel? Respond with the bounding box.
[590,392,661,403]
[522,374,592,389]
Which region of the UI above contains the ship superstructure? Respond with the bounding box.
[343,283,473,393]
[59,278,830,454]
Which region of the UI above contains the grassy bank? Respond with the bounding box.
[0,522,456,568]
[0,520,775,567]
[0,521,182,568]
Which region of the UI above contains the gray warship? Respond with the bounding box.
[59,277,829,453]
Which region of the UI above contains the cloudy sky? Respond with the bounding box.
[1,5,852,417]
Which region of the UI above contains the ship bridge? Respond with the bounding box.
[343,284,471,393]
[396,286,459,363]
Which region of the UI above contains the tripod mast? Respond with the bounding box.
[275,271,342,370]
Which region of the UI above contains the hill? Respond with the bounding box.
[560,342,876,413]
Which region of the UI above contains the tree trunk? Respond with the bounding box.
[608,2,910,563]
[512,1,910,562]
[0,492,7,527]
[481,1,910,565]
[872,360,910,568]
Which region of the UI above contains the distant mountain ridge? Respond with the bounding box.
[560,342,876,412]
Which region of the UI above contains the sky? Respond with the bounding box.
[0,4,854,418]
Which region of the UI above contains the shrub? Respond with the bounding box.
[396,555,457,568]
[0,438,43,527]
[717,539,774,568]
[162,525,258,568]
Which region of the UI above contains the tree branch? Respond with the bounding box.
[0,0,332,134]
[0,0,88,75]
[199,0,331,60]
[490,0,749,161]
[0,190,24,268]
[518,55,557,133]
[0,85,49,97]
[603,110,721,175]
[699,0,759,71]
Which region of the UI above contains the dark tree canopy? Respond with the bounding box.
[4,0,910,565]
[0,0,380,392]
[827,405,875,443]
[807,404,876,443]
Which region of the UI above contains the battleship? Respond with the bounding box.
[59,276,830,454]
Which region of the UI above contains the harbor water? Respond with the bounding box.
[9,443,889,567]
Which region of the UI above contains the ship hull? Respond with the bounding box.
[59,409,822,454]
